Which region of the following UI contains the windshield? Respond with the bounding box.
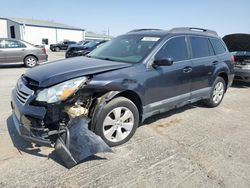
[89,35,161,63]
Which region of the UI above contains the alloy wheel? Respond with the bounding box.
[212,82,224,104]
[103,107,134,143]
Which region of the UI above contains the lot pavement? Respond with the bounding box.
[0,52,250,187]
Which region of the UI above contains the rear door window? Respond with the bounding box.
[155,36,188,62]
[5,40,26,48]
[210,38,226,55]
[190,36,212,58]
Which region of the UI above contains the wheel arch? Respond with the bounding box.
[117,90,143,122]
[217,72,228,90]
[23,54,38,63]
[90,90,143,131]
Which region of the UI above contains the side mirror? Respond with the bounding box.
[154,57,173,66]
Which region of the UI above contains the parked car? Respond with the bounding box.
[223,34,250,82]
[0,38,47,67]
[65,40,107,58]
[50,40,76,52]
[11,27,234,148]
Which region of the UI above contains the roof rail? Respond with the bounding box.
[169,27,218,36]
[128,28,162,33]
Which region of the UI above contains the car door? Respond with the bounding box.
[4,39,27,63]
[144,36,192,113]
[0,39,6,63]
[188,36,217,99]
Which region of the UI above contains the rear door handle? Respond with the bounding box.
[212,61,218,66]
[183,66,192,73]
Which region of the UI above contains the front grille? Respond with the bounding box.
[16,88,30,105]
[15,79,34,105]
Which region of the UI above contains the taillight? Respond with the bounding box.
[42,47,46,54]
[230,55,235,63]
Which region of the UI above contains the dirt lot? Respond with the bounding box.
[0,52,250,187]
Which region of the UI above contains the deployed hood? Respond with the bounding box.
[24,57,132,87]
[223,34,250,52]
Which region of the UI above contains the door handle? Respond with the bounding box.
[212,61,218,66]
[183,66,192,73]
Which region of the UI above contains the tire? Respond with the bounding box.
[93,97,139,147]
[203,77,226,107]
[55,47,60,52]
[24,55,37,68]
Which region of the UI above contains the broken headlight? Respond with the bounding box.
[36,77,87,103]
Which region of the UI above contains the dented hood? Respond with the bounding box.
[24,56,131,87]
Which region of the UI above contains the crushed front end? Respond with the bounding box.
[11,74,113,167]
[11,75,94,146]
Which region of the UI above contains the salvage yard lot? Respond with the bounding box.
[0,52,250,187]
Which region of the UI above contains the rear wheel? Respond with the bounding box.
[203,77,226,107]
[94,97,139,147]
[24,56,37,68]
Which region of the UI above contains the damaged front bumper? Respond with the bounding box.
[11,79,113,168]
[11,89,53,146]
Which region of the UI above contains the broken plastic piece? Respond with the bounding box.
[55,117,112,168]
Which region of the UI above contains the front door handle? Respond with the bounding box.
[183,66,192,73]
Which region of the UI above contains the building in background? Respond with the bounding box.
[0,17,112,48]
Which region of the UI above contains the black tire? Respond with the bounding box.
[203,77,226,107]
[55,47,60,52]
[93,97,139,147]
[24,55,37,68]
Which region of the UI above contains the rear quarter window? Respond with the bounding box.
[210,38,226,55]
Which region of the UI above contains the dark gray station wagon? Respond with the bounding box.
[11,27,234,147]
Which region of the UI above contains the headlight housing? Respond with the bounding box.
[36,77,87,103]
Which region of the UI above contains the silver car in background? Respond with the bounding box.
[0,38,48,67]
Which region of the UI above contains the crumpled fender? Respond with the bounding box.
[90,91,121,131]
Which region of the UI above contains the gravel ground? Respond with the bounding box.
[0,52,250,187]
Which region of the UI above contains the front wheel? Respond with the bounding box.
[94,97,139,147]
[203,77,226,107]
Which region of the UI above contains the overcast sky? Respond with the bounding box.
[1,0,249,37]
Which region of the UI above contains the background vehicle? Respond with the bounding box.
[0,38,47,67]
[50,40,76,52]
[11,27,234,148]
[223,34,250,82]
[65,40,107,58]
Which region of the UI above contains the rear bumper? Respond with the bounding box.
[37,54,48,64]
[234,69,250,82]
